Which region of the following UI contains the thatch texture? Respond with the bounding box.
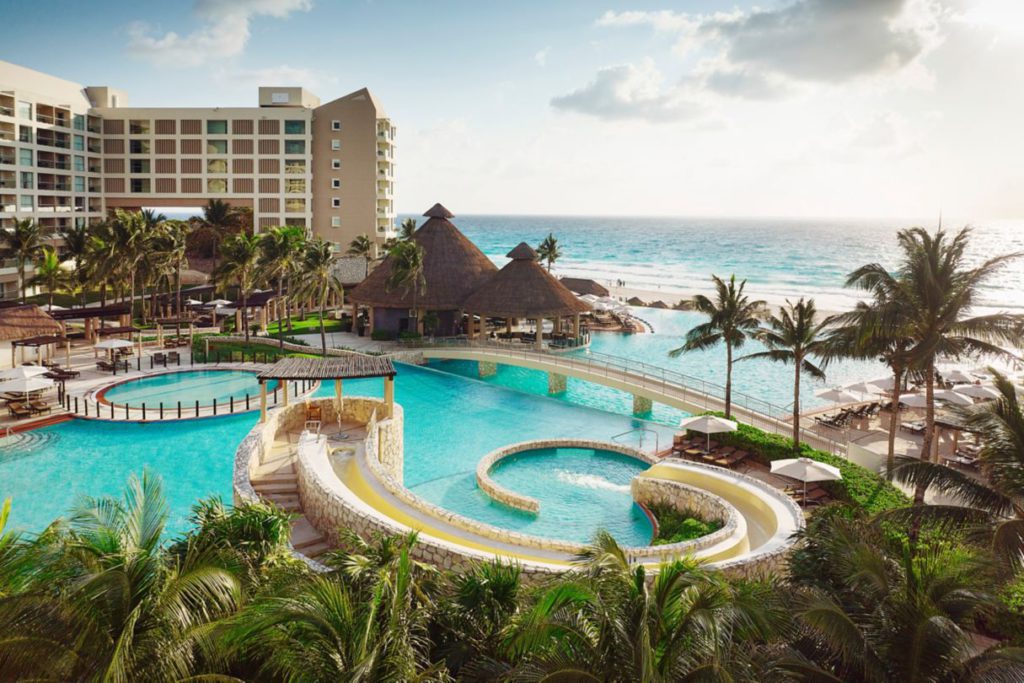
[560,277,610,297]
[0,305,62,342]
[462,243,593,318]
[258,356,395,380]
[350,204,497,309]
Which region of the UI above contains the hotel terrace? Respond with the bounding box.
[0,60,397,300]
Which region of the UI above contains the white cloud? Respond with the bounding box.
[550,60,701,122]
[212,64,335,90]
[534,47,550,67]
[127,0,312,67]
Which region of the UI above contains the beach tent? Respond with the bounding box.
[933,389,973,406]
[898,393,928,408]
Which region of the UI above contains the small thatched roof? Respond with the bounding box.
[560,277,610,297]
[179,269,209,286]
[462,243,593,319]
[350,204,497,309]
[0,305,62,342]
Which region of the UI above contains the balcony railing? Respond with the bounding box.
[0,106,12,117]
[37,160,70,170]
[0,157,13,166]
[37,182,71,191]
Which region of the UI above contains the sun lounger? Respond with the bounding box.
[29,401,51,415]
[7,402,32,419]
[167,351,181,363]
[714,449,750,468]
[96,360,114,372]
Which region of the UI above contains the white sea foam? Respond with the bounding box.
[555,470,631,494]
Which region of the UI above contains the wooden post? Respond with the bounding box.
[65,340,71,368]
[368,307,375,334]
[335,378,343,415]
[535,320,544,350]
[573,313,580,340]
[235,309,242,334]
[282,379,289,406]
[259,381,267,422]
[384,375,394,417]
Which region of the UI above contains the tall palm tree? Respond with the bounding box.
[0,218,42,302]
[293,238,344,355]
[669,274,765,419]
[215,232,263,343]
[739,298,829,450]
[385,240,427,335]
[197,199,238,286]
[140,208,166,231]
[59,223,93,308]
[152,220,190,335]
[535,232,561,272]
[346,233,374,264]
[848,227,1022,503]
[260,225,306,347]
[399,217,417,241]
[29,246,67,310]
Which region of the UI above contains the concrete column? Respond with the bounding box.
[335,378,343,414]
[259,306,267,333]
[384,376,394,417]
[368,307,375,334]
[573,313,581,340]
[259,382,268,422]
[157,324,163,347]
[548,372,567,394]
[10,346,15,369]
[535,320,544,350]
[282,380,289,406]
[65,340,71,368]
[478,361,497,378]
[189,323,194,345]
[632,394,653,414]
[235,310,242,334]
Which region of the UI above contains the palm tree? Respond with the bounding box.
[59,223,93,308]
[0,218,42,303]
[140,208,166,231]
[152,220,190,336]
[399,217,417,241]
[669,274,765,419]
[104,209,149,319]
[535,232,561,272]
[847,227,1022,503]
[293,238,344,355]
[346,233,374,264]
[215,232,262,343]
[260,225,306,348]
[29,246,67,310]
[385,240,427,335]
[197,199,238,286]
[739,298,829,450]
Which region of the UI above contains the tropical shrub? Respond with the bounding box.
[649,503,723,545]
[371,329,396,341]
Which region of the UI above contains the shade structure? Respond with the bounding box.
[0,376,54,395]
[770,457,842,504]
[0,365,51,380]
[94,338,134,350]
[204,299,233,308]
[869,376,897,391]
[679,414,738,453]
[843,380,885,395]
[898,393,929,408]
[933,389,973,406]
[815,388,861,404]
[954,384,1001,400]
[941,368,977,384]
[184,298,204,306]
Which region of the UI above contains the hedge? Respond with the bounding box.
[692,414,910,515]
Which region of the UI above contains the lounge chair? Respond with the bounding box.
[29,401,51,415]
[96,360,115,372]
[167,351,180,364]
[8,402,32,419]
[714,449,750,468]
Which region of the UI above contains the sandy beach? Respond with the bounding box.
[603,282,851,316]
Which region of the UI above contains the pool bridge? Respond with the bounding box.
[393,340,847,456]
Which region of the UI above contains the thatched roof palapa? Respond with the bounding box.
[350,203,498,309]
[559,277,610,298]
[0,305,63,342]
[462,243,593,319]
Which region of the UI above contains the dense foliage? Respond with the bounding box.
[648,503,723,545]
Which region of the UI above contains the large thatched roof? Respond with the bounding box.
[462,243,593,318]
[0,305,62,342]
[559,277,609,297]
[350,204,498,309]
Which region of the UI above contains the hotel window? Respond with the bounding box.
[129,139,150,154]
[284,159,306,174]
[129,159,151,174]
[72,135,84,151]
[207,139,227,154]
[207,178,227,193]
[73,155,84,172]
[73,114,85,131]
[285,178,305,194]
[285,197,305,213]
[74,176,85,193]
[206,120,227,134]
[331,120,341,130]
[19,194,32,209]
[18,126,32,143]
[285,217,306,227]
[284,140,305,155]
[331,178,340,188]
[207,159,228,173]
[18,148,32,166]
[331,197,340,208]
[331,139,340,150]
[16,101,31,119]
[331,216,341,228]
[20,172,32,189]
[331,159,340,169]
[129,119,150,134]
[130,178,151,193]
[284,120,305,134]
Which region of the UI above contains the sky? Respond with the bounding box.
[5,0,1024,220]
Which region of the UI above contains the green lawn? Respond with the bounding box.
[192,337,320,362]
[265,313,349,338]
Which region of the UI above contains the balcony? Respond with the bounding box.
[38,159,70,171]
[37,134,70,150]
[87,139,101,154]
[38,182,71,192]
[0,106,12,118]
[0,154,13,166]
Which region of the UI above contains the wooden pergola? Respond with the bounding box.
[255,356,397,422]
[12,334,70,368]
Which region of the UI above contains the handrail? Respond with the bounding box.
[611,427,660,454]
[397,338,846,455]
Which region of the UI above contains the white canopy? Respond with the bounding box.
[842,380,881,395]
[0,376,54,395]
[815,388,861,404]
[679,414,738,452]
[94,339,134,350]
[184,298,204,306]
[205,299,232,307]
[954,384,1001,400]
[933,389,973,406]
[0,366,50,380]
[869,376,897,391]
[770,456,842,504]
[898,393,929,408]
[943,369,977,384]
[578,294,600,304]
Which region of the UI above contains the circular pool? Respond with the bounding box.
[100,370,280,409]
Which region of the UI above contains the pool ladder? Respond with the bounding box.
[611,427,660,455]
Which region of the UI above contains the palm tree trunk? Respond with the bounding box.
[725,343,733,419]
[175,263,183,338]
[915,359,937,504]
[319,286,327,356]
[792,356,801,451]
[242,287,249,343]
[277,279,285,350]
[886,365,903,473]
[18,260,25,303]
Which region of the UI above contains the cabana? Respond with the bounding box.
[49,303,133,339]
[349,203,498,336]
[461,242,593,349]
[0,305,65,367]
[255,356,397,423]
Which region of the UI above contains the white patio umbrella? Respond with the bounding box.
[842,380,881,395]
[184,298,204,306]
[0,366,50,380]
[815,388,861,404]
[898,393,929,408]
[934,389,973,406]
[0,376,54,397]
[770,457,842,504]
[943,369,976,384]
[205,299,232,308]
[94,339,134,350]
[954,384,1001,400]
[869,376,897,391]
[678,415,738,453]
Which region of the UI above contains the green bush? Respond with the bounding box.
[691,414,910,515]
[371,330,395,341]
[398,331,422,340]
[649,503,724,545]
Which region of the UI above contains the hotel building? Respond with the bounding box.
[0,61,396,300]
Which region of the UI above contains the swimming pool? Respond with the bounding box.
[100,370,278,409]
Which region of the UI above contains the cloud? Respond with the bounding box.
[212,64,336,89]
[127,0,312,67]
[596,9,699,33]
[550,60,700,122]
[534,47,550,67]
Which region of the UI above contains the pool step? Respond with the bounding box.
[262,493,301,512]
[252,480,299,493]
[253,472,298,485]
[291,517,325,548]
[300,541,331,558]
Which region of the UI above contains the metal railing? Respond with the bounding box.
[398,337,846,455]
[612,427,660,454]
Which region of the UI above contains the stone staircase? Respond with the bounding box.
[251,438,331,559]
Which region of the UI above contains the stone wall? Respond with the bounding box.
[629,476,740,560]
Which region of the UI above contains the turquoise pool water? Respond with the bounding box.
[101,370,277,409]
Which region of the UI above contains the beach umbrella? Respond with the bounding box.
[842,380,878,395]
[934,389,973,406]
[770,457,842,504]
[0,376,54,396]
[94,339,134,350]
[41,303,67,311]
[869,376,897,391]
[943,369,976,384]
[815,388,861,404]
[205,299,232,308]
[954,384,1001,400]
[898,393,928,408]
[184,298,203,306]
[0,366,50,380]
[679,415,738,453]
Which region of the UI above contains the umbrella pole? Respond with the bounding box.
[706,432,710,454]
